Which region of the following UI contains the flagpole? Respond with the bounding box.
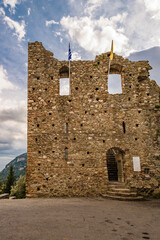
[108,40,113,88]
[108,58,111,78]
[69,59,71,95]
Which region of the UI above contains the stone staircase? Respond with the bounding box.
[103,182,144,201]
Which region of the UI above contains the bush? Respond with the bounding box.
[152,188,160,199]
[10,176,26,199]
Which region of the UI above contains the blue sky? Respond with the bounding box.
[0,0,160,170]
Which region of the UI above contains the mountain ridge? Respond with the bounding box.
[0,153,27,182]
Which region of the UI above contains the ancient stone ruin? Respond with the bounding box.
[26,41,160,198]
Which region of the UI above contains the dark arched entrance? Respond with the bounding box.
[107,148,125,182]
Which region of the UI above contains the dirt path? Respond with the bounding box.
[0,198,160,240]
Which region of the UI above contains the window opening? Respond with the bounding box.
[66,123,68,133]
[144,168,150,174]
[122,121,126,134]
[60,78,70,95]
[108,74,122,94]
[65,148,68,160]
[59,66,70,96]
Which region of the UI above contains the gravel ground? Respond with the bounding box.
[0,198,160,240]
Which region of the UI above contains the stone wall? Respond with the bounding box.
[26,41,160,197]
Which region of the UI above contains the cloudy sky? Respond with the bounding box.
[0,0,160,170]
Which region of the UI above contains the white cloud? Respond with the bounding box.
[0,7,5,16]
[55,32,61,36]
[3,16,26,41]
[0,65,15,93]
[0,65,27,167]
[28,8,31,16]
[143,0,160,19]
[72,51,82,60]
[84,0,105,16]
[3,0,19,9]
[3,0,20,14]
[60,37,63,43]
[0,8,26,41]
[46,20,59,26]
[61,14,128,55]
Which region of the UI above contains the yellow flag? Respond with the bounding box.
[110,40,113,61]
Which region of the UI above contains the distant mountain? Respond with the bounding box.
[128,46,160,86]
[0,153,27,182]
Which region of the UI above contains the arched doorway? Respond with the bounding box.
[107,148,125,182]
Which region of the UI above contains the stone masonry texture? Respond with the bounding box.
[26,41,160,197]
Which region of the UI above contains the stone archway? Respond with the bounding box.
[107,147,125,182]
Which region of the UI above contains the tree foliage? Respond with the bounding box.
[10,176,26,198]
[4,165,15,194]
[0,177,2,193]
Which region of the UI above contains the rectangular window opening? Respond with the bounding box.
[60,78,70,95]
[108,74,122,94]
[65,148,68,160]
[66,123,68,133]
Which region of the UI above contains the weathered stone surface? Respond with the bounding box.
[9,196,16,200]
[26,41,160,198]
[0,194,9,199]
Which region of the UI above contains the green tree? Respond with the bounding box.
[10,176,26,198]
[4,165,15,194]
[0,177,2,194]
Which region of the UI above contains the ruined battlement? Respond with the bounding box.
[26,41,160,198]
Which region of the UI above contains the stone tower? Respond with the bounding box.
[26,41,160,197]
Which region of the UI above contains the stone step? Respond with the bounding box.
[109,184,127,189]
[108,188,132,192]
[107,191,137,197]
[0,193,9,199]
[102,194,144,201]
